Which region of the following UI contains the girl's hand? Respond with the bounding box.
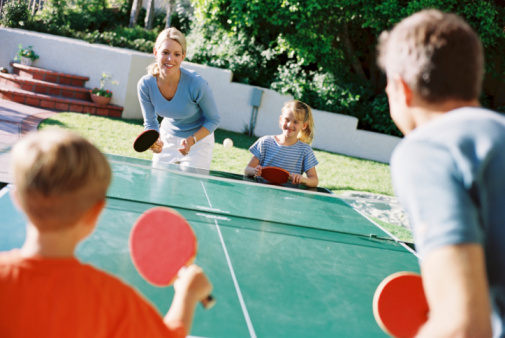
[150,138,164,153]
[290,173,305,185]
[254,165,263,176]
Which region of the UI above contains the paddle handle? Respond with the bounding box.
[201,294,216,309]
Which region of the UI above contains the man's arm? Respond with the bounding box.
[416,243,492,338]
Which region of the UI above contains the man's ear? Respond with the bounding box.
[397,75,413,107]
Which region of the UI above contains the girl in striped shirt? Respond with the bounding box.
[245,100,319,187]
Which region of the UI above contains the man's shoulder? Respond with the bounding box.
[411,108,505,145]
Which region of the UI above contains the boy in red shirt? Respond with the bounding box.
[0,129,212,337]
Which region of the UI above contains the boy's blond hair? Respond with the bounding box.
[377,9,483,103]
[282,100,315,145]
[148,27,187,77]
[12,129,111,231]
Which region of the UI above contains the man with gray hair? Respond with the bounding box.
[378,9,505,337]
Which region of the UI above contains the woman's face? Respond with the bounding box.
[154,39,185,77]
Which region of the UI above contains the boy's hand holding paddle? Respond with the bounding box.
[130,207,215,309]
[174,265,213,306]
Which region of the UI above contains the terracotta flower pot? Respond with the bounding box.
[90,93,112,106]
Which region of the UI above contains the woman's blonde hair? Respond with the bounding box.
[147,27,187,77]
[281,100,315,144]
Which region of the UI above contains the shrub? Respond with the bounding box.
[1,0,31,28]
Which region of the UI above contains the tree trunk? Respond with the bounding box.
[31,0,37,15]
[340,22,367,82]
[129,0,142,28]
[144,0,154,30]
[165,0,174,28]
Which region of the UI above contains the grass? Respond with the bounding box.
[39,113,394,196]
[39,112,412,242]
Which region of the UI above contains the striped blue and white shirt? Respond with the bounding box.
[249,135,318,175]
[137,68,220,138]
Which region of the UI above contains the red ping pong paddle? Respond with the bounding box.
[129,207,215,309]
[261,166,291,184]
[373,271,429,338]
[133,129,159,152]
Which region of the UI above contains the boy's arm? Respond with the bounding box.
[416,244,492,337]
[163,265,212,334]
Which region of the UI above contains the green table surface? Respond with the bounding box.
[0,154,420,337]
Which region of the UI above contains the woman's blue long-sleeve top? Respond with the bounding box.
[137,68,220,138]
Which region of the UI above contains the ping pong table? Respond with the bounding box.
[0,154,419,337]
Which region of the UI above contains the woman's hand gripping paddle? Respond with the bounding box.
[261,166,291,184]
[373,272,429,338]
[129,207,215,309]
[133,129,159,152]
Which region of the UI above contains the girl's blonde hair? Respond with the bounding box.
[281,100,315,144]
[147,27,187,77]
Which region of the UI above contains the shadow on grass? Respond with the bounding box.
[39,119,67,128]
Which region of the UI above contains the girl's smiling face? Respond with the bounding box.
[154,39,185,77]
[279,109,307,140]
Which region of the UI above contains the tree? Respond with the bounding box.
[129,0,142,28]
[144,0,154,29]
[165,0,175,28]
[189,0,505,136]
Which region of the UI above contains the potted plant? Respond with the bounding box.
[90,72,118,105]
[15,44,39,66]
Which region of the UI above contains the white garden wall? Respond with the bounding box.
[0,28,401,163]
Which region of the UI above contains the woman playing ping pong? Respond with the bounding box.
[245,100,319,187]
[137,27,220,169]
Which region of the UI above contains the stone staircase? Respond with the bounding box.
[0,63,123,117]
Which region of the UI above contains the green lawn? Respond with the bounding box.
[39,112,412,243]
[39,112,394,196]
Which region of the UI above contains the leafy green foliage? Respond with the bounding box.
[188,0,505,135]
[6,0,505,136]
[0,0,31,28]
[33,0,129,32]
[16,44,39,61]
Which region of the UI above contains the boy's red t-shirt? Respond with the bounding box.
[0,250,186,338]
